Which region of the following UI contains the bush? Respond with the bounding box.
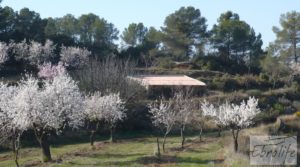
[294,111,300,117]
[278,115,300,133]
[245,89,262,97]
[292,101,300,110]
[273,103,285,113]
[156,57,175,69]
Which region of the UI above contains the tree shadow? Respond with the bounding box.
[137,155,224,165]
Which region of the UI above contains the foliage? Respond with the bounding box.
[272,11,300,63]
[210,11,263,72]
[294,111,300,117]
[121,23,148,47]
[260,53,290,88]
[156,57,175,69]
[162,6,208,61]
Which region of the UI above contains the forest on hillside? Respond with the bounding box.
[0,2,298,75]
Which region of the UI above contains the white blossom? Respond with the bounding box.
[84,92,125,143]
[0,83,20,143]
[38,62,66,79]
[40,72,84,130]
[60,46,91,68]
[173,92,194,130]
[0,42,10,64]
[0,72,84,135]
[10,40,29,62]
[201,97,260,129]
[11,40,56,66]
[101,93,126,126]
[84,91,105,121]
[201,97,260,152]
[28,40,56,65]
[85,92,126,125]
[148,99,176,135]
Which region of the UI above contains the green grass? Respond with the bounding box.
[1,125,299,167]
[0,134,240,167]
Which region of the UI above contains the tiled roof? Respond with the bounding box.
[129,75,206,86]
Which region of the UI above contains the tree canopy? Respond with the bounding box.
[210,11,263,73]
[272,11,300,63]
[162,6,208,61]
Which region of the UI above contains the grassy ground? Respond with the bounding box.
[0,126,298,167]
[0,133,249,167]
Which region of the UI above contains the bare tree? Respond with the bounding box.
[73,56,145,103]
[172,88,194,149]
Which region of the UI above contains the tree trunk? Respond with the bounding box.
[180,126,185,149]
[217,127,221,137]
[273,79,276,89]
[40,135,52,162]
[231,129,239,152]
[110,125,114,143]
[162,133,167,152]
[234,137,238,152]
[199,127,203,142]
[90,122,100,146]
[155,137,161,158]
[34,128,52,163]
[12,136,20,167]
[90,130,96,146]
[293,38,297,64]
[11,139,15,154]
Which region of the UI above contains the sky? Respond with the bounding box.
[2,0,300,49]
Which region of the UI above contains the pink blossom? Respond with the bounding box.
[38,62,66,79]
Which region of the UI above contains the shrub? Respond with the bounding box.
[156,57,175,69]
[292,101,300,110]
[273,103,285,113]
[294,111,300,117]
[278,115,300,132]
[245,89,262,97]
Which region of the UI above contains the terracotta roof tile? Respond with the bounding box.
[129,75,206,86]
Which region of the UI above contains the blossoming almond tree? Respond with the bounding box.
[35,71,84,162]
[201,97,260,152]
[102,93,126,142]
[60,46,91,69]
[148,98,176,152]
[84,92,104,146]
[11,40,56,66]
[37,62,66,79]
[0,83,23,167]
[1,71,84,163]
[173,90,195,149]
[28,40,56,65]
[0,42,10,64]
[84,92,126,144]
